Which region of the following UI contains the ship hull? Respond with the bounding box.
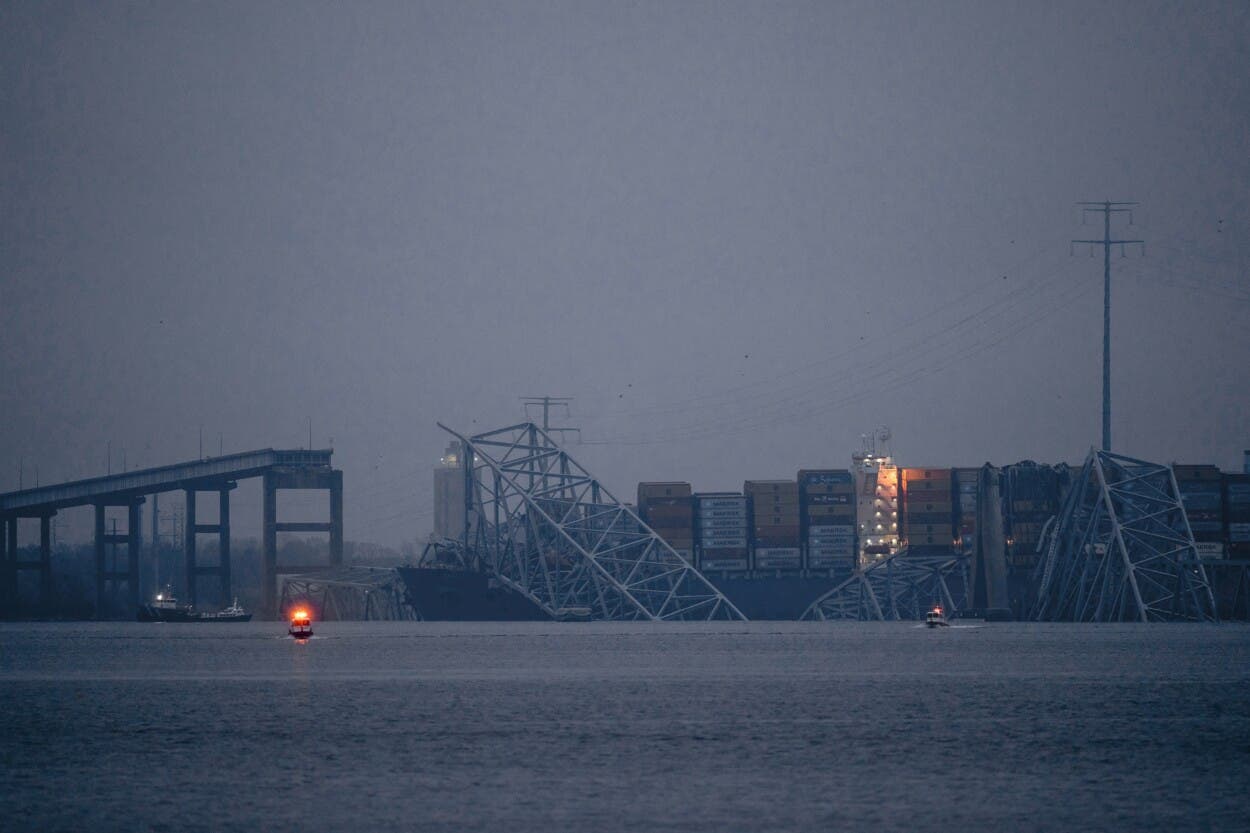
[137,605,193,623]
[397,567,843,621]
[397,568,549,621]
[137,607,252,623]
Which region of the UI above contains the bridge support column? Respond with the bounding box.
[185,482,237,608]
[95,504,105,616]
[0,516,14,619]
[38,513,52,612]
[263,473,276,618]
[262,467,344,619]
[94,497,144,618]
[184,488,196,604]
[219,487,232,603]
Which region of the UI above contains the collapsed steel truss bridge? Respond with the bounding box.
[1032,450,1217,622]
[280,566,416,621]
[441,422,745,621]
[800,548,970,621]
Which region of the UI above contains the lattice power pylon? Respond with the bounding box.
[1032,450,1217,622]
[439,422,746,621]
[800,548,970,621]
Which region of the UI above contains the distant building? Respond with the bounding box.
[433,441,466,540]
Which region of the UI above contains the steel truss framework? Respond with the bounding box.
[1033,450,1217,622]
[1205,561,1250,621]
[280,567,417,621]
[440,422,745,621]
[800,548,969,621]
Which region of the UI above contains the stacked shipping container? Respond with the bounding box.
[1173,465,1225,560]
[637,482,694,563]
[901,468,954,550]
[799,470,856,572]
[1226,473,1250,558]
[630,456,1246,616]
[1003,463,1063,569]
[695,492,750,571]
[745,480,802,570]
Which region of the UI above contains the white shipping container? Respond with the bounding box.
[697,498,748,510]
[754,548,801,569]
[808,525,855,536]
[808,539,854,550]
[701,536,749,548]
[808,524,855,535]
[1195,542,1226,560]
[702,557,749,571]
[699,506,748,515]
[808,549,854,558]
[808,551,855,569]
[700,515,748,526]
[808,530,855,544]
[701,530,748,541]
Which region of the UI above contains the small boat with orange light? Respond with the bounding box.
[288,609,314,639]
[925,604,949,628]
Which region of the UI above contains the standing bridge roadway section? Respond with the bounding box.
[0,448,343,619]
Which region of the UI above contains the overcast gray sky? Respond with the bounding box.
[3,1,1248,546]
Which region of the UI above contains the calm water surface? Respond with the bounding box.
[1,621,1248,832]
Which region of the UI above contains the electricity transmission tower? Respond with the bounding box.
[1072,201,1144,452]
[520,395,580,444]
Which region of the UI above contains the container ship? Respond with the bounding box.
[400,446,1250,621]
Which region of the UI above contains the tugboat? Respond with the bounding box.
[137,588,193,622]
[197,598,252,623]
[138,588,252,622]
[288,608,314,639]
[925,604,950,628]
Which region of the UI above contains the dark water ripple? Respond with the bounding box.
[1,622,1247,832]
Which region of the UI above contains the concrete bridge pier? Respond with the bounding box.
[263,467,343,618]
[0,448,341,619]
[0,517,14,617]
[0,512,56,617]
[185,482,237,607]
[94,497,143,617]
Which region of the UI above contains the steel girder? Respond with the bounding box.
[800,548,970,621]
[1205,561,1250,621]
[280,567,418,621]
[439,422,746,621]
[1032,450,1217,622]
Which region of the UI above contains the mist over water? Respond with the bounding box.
[2,621,1247,832]
[3,2,1249,548]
